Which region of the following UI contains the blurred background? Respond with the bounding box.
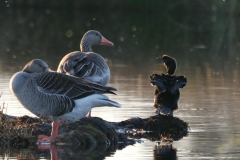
[1,0,240,68]
[1,0,240,159]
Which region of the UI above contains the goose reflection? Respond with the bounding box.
[37,143,118,160]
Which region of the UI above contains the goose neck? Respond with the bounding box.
[80,40,92,52]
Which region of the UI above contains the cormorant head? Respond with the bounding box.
[157,55,177,75]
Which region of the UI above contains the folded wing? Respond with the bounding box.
[33,72,116,116]
[58,52,110,86]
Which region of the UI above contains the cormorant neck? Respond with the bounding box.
[80,39,93,52]
[167,63,176,75]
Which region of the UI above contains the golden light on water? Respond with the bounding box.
[1,1,240,158]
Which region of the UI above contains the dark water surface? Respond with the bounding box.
[1,1,240,159]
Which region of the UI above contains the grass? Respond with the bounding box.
[0,93,38,144]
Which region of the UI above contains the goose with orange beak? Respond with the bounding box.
[57,30,114,117]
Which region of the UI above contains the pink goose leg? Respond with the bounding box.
[38,120,61,143]
[50,145,61,160]
[86,110,92,118]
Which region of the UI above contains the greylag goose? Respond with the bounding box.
[57,30,114,117]
[150,55,187,116]
[57,30,113,86]
[10,59,120,143]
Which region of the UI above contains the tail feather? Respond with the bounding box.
[100,98,121,108]
[90,94,121,108]
[106,86,117,95]
[107,86,117,91]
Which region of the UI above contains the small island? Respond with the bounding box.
[0,112,189,146]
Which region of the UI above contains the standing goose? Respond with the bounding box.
[57,30,113,86]
[57,30,114,117]
[10,59,120,143]
[150,55,187,116]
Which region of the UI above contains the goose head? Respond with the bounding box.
[157,55,177,75]
[22,59,50,73]
[80,30,114,52]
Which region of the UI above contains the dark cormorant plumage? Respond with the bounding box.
[150,55,187,116]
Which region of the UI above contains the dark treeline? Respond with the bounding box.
[1,0,239,14]
[0,0,240,74]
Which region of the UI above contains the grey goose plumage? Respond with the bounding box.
[57,51,110,86]
[10,59,120,142]
[57,30,113,86]
[80,30,113,52]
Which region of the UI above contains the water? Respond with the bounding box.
[1,1,240,159]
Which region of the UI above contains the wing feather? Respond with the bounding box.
[35,72,116,100]
[169,77,187,94]
[58,52,110,86]
[33,72,116,117]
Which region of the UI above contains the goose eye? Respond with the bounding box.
[96,34,99,36]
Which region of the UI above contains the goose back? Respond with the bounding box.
[57,51,110,86]
[11,71,115,119]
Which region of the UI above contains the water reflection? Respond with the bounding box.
[0,142,180,160]
[1,141,177,160]
[1,0,240,159]
[0,144,117,160]
[154,144,177,160]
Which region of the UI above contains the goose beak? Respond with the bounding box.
[100,36,114,46]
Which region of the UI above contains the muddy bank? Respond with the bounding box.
[115,115,189,141]
[116,115,189,132]
[0,113,189,146]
